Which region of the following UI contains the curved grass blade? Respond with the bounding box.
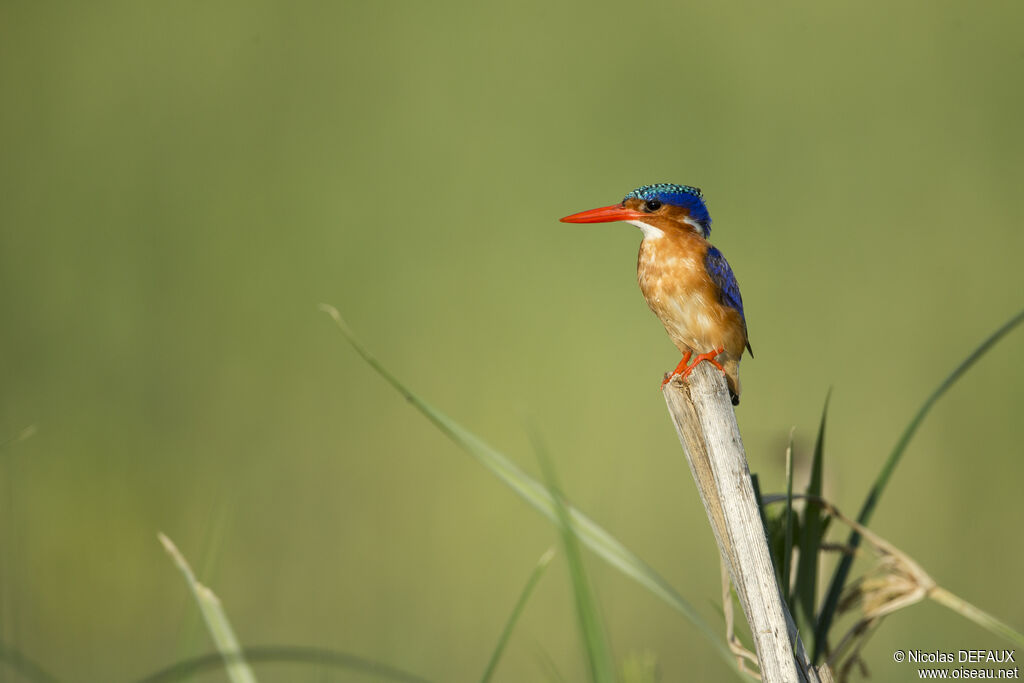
[929,587,1024,648]
[320,305,741,677]
[535,646,568,683]
[782,428,796,608]
[135,646,435,683]
[0,425,37,450]
[794,393,829,653]
[2,423,38,679]
[536,444,616,683]
[0,639,60,683]
[158,534,257,683]
[621,651,660,683]
[480,547,556,683]
[176,495,238,663]
[814,309,1024,662]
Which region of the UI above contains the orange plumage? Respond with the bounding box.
[561,186,752,403]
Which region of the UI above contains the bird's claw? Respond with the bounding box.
[661,350,693,388]
[684,347,727,378]
[661,347,726,389]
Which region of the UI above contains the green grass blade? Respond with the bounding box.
[321,305,742,677]
[0,425,37,450]
[158,534,258,683]
[176,495,238,664]
[480,547,556,683]
[928,587,1024,648]
[815,308,1024,662]
[135,646,436,683]
[782,428,795,608]
[535,647,568,683]
[794,392,829,653]
[860,307,1024,522]
[0,639,60,683]
[537,447,616,683]
[621,651,659,683]
[2,422,37,677]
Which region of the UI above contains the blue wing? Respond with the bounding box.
[704,246,753,356]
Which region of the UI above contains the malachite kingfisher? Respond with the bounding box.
[560,183,752,405]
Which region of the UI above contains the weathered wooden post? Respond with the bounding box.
[662,363,832,683]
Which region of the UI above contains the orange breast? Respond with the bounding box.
[636,233,747,362]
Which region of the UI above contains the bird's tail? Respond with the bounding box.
[723,359,741,405]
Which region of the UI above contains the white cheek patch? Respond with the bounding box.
[682,217,705,236]
[626,220,665,240]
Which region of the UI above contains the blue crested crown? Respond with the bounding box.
[624,183,711,236]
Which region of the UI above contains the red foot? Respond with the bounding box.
[661,351,692,388]
[661,347,726,388]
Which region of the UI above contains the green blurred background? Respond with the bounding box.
[1,1,1022,681]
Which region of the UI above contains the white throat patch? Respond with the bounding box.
[626,220,665,240]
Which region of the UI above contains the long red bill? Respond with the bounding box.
[559,204,646,223]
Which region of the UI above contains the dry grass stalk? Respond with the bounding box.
[761,493,1022,681]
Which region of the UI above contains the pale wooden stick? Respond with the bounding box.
[722,555,762,679]
[663,362,832,683]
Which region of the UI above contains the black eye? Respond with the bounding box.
[644,200,662,212]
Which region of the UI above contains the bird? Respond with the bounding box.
[560,183,752,404]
